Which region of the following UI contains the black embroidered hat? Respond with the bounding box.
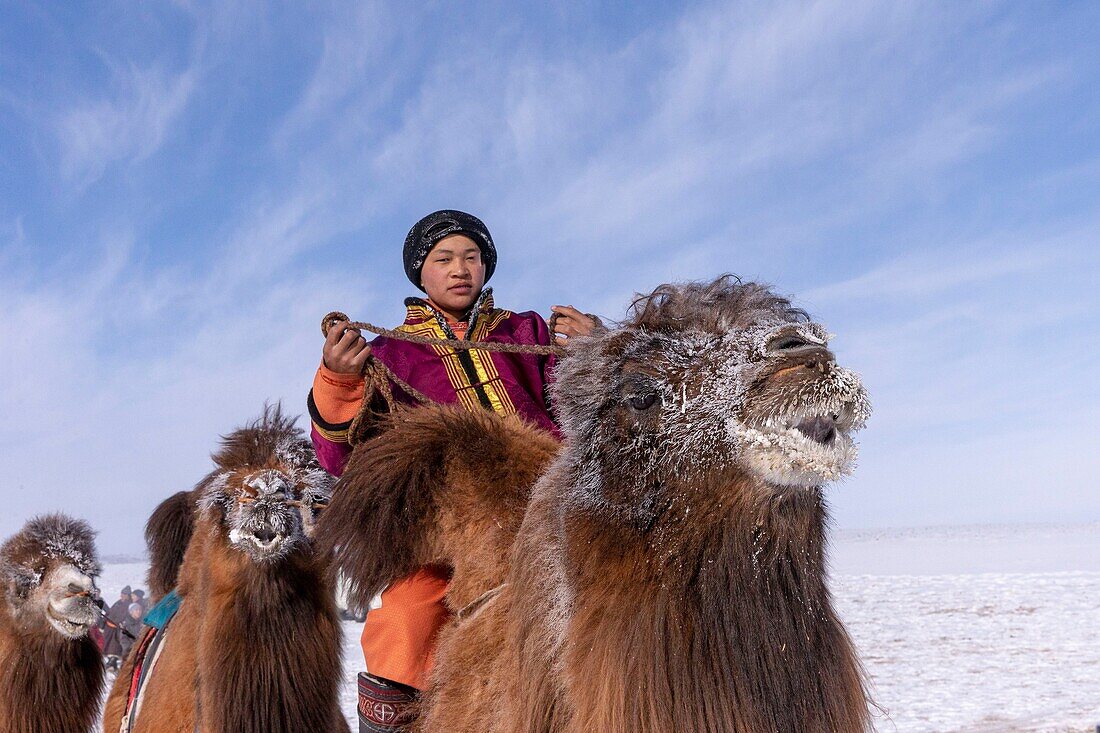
[403,209,497,291]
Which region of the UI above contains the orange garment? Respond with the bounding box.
[313,364,454,689]
[360,565,452,690]
[314,362,453,688]
[312,363,366,426]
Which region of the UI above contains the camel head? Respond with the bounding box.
[197,406,334,563]
[553,276,870,520]
[0,514,101,639]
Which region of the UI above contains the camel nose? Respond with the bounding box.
[253,527,277,544]
[803,352,836,374]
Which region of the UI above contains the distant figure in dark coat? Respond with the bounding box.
[101,586,131,661]
[119,603,144,660]
[130,588,146,614]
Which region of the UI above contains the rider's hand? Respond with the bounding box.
[323,320,371,375]
[550,305,598,346]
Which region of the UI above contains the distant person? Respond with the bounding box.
[131,588,146,612]
[119,603,145,660]
[100,585,131,668]
[88,623,105,652]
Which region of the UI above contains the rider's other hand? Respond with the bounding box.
[549,305,598,346]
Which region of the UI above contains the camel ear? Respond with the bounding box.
[1,561,37,601]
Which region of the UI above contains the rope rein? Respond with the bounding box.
[320,310,565,442]
[321,311,565,357]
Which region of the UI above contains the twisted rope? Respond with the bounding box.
[322,311,564,357]
[321,311,564,443]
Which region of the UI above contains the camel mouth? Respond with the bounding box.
[246,528,286,554]
[229,525,295,559]
[793,415,837,445]
[46,602,93,638]
[250,533,285,552]
[729,403,863,487]
[751,407,854,448]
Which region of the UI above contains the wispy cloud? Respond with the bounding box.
[803,224,1100,528]
[801,243,1052,304]
[0,231,376,553]
[273,2,394,147]
[56,62,198,187]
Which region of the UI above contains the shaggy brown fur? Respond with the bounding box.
[322,276,873,732]
[329,405,561,615]
[144,490,195,603]
[0,515,104,733]
[103,406,349,733]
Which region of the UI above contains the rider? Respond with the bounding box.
[307,209,597,732]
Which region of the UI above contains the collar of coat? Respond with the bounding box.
[402,288,496,340]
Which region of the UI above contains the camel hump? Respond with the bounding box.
[145,490,196,602]
[318,403,560,613]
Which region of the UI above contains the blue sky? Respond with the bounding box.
[2,1,1098,554]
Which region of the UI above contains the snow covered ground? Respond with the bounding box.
[96,523,1100,732]
[832,523,1100,733]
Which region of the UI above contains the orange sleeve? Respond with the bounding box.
[311,362,366,425]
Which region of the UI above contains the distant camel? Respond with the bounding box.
[0,515,103,733]
[103,406,350,733]
[322,276,874,732]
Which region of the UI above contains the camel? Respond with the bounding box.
[321,276,874,732]
[0,514,104,733]
[103,406,350,733]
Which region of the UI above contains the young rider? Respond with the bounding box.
[307,209,596,732]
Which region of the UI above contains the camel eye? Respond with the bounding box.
[769,334,811,352]
[629,392,660,411]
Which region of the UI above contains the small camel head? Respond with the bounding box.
[198,406,334,563]
[0,514,101,639]
[553,277,870,518]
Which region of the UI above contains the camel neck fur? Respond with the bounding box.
[191,521,343,733]
[557,478,870,733]
[0,605,103,733]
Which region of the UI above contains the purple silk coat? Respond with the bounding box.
[308,290,559,476]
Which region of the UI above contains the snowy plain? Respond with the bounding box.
[831,523,1100,733]
[96,522,1100,732]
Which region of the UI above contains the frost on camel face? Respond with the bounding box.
[197,427,334,563]
[553,276,871,515]
[0,514,102,640]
